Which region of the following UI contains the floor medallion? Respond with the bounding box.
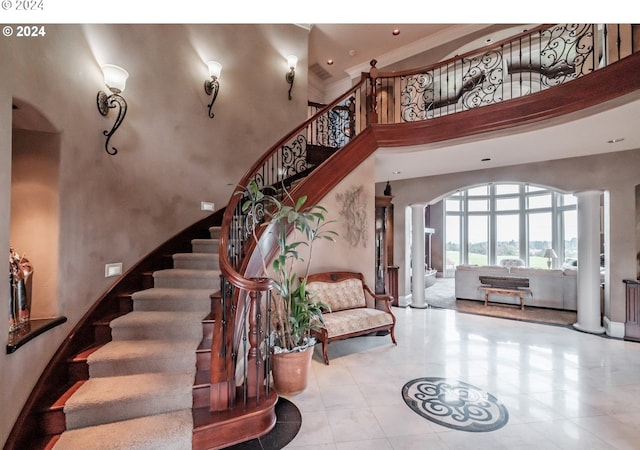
[402,377,509,432]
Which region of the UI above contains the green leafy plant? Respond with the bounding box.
[239,179,338,352]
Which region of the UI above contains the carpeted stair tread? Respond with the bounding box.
[87,339,199,377]
[63,372,194,430]
[173,252,220,270]
[53,409,193,450]
[131,287,212,312]
[110,311,206,341]
[191,239,218,254]
[152,268,220,290]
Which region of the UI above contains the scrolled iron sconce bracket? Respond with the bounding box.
[286,68,295,101]
[97,90,127,156]
[285,55,297,101]
[204,77,220,119]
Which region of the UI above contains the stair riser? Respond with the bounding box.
[111,327,203,341]
[89,355,198,378]
[192,240,218,254]
[65,392,192,430]
[173,257,220,271]
[39,409,66,436]
[68,361,89,384]
[196,351,210,370]
[93,324,112,344]
[202,322,213,341]
[153,276,220,290]
[133,298,211,312]
[193,384,210,409]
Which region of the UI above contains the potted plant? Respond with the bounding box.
[240,179,337,395]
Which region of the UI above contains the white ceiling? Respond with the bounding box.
[307,24,640,183]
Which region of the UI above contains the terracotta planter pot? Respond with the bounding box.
[271,346,314,396]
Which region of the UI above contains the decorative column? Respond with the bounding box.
[574,190,605,334]
[410,204,427,308]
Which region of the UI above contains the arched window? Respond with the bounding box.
[444,183,576,274]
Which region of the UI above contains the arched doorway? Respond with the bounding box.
[405,182,587,326]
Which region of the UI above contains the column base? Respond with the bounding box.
[410,303,430,309]
[573,322,605,335]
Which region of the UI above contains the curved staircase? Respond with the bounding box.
[49,227,221,449]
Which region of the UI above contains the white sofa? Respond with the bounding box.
[454,264,577,311]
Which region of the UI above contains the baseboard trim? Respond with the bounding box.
[603,316,625,339]
[398,294,412,308]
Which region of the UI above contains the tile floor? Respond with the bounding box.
[282,306,640,449]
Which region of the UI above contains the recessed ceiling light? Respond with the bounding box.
[392,29,400,36]
[481,157,491,162]
[485,38,492,44]
[348,49,356,57]
[393,170,401,174]
[326,59,334,65]
[608,138,625,143]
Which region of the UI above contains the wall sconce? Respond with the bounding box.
[204,60,221,118]
[96,64,129,155]
[286,55,297,100]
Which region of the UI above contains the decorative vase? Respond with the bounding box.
[8,271,18,332]
[271,345,314,396]
[17,278,30,324]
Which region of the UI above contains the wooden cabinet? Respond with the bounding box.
[375,196,398,304]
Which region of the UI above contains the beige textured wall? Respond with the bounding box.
[0,23,308,445]
[308,156,376,287]
[377,148,640,330]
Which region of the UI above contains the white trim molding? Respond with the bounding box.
[604,316,625,339]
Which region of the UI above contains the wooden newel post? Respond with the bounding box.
[368,59,379,124]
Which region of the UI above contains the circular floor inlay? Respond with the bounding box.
[402,377,509,432]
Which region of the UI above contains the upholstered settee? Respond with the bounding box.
[306,271,397,365]
[454,264,577,311]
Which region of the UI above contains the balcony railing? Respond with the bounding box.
[370,24,635,125]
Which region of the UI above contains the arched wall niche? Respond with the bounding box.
[10,98,61,318]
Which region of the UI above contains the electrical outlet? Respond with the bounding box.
[201,201,215,211]
[105,262,123,277]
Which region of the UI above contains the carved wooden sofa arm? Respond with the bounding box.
[306,271,397,365]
